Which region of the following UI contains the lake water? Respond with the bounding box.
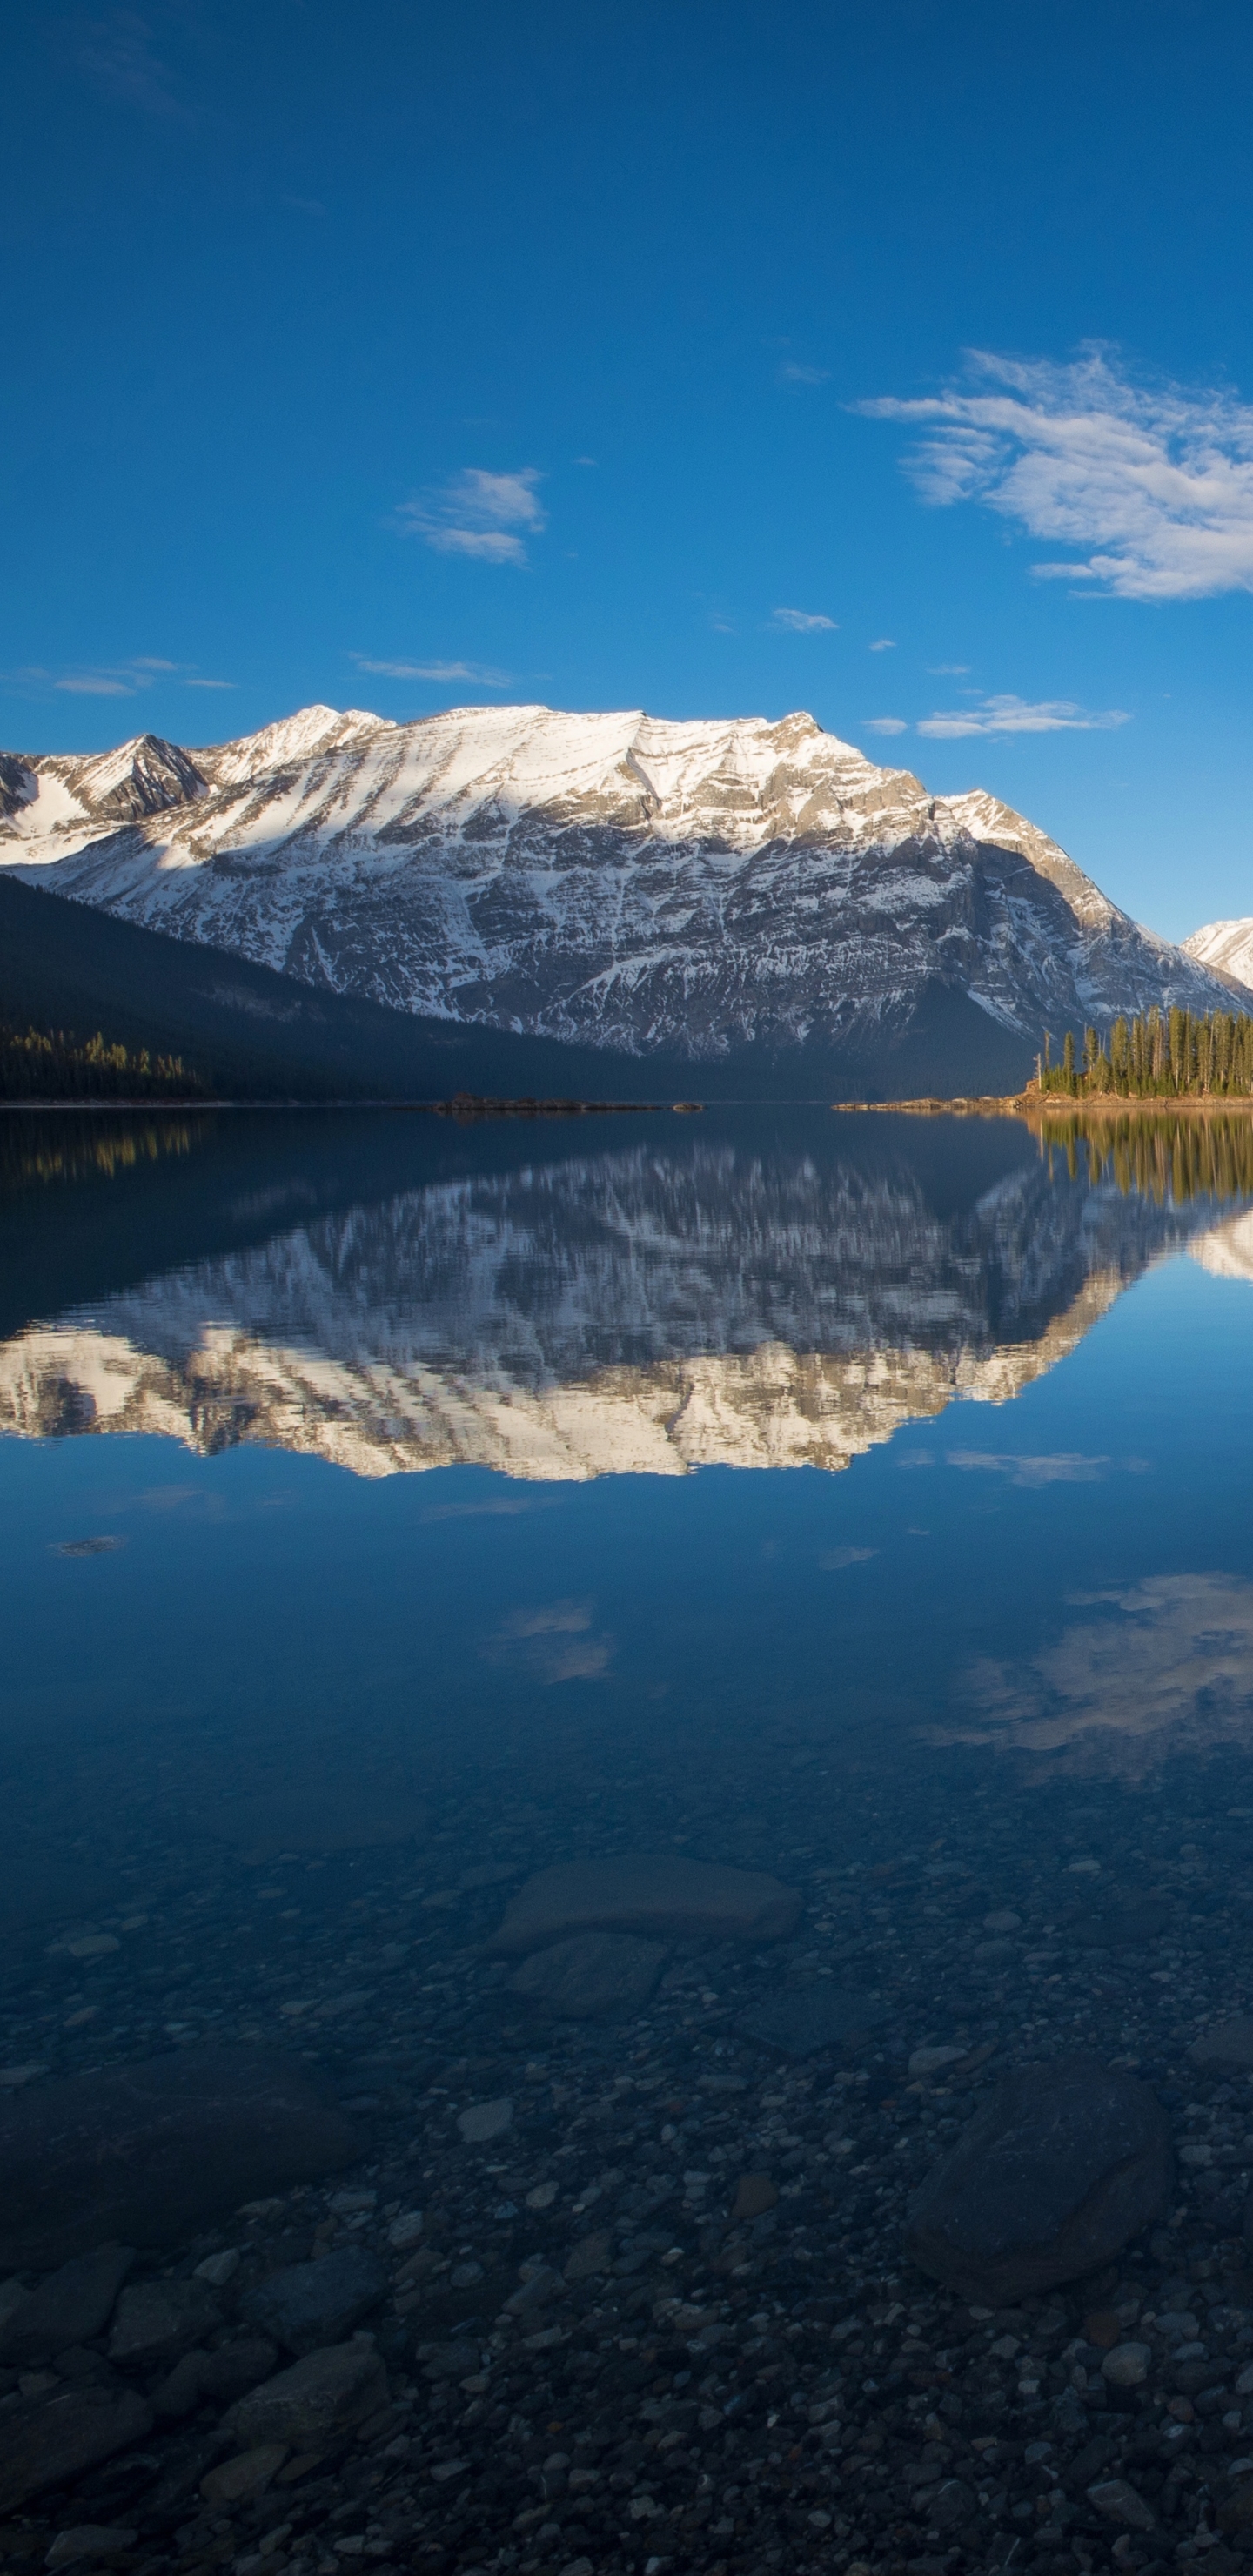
[4,1104,1253,2576]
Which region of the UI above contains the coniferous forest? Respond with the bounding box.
[1035,1005,1253,1097]
[0,1023,207,1103]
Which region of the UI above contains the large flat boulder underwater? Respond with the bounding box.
[506,1931,668,2019]
[490,1854,801,1955]
[905,2055,1174,2303]
[0,2048,364,2271]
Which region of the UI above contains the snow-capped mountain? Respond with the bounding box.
[1,702,1232,1077]
[1183,916,1253,995]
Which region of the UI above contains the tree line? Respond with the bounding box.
[1036,1006,1253,1097]
[0,1023,208,1102]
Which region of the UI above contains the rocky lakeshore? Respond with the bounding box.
[5,1752,1253,2576]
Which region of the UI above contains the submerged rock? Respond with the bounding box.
[731,2172,779,2220]
[240,2246,388,2354]
[737,1978,887,2061]
[1189,2016,1253,2069]
[107,2277,222,2366]
[0,2385,152,2513]
[151,2337,278,2418]
[0,2049,363,2270]
[223,2340,388,2448]
[905,2055,1173,2301]
[45,2527,138,2568]
[507,1931,667,2018]
[491,1854,800,1955]
[739,1982,887,2059]
[0,2244,133,2366]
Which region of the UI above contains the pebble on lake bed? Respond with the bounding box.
[456,2096,513,2143]
[730,2171,779,2221]
[906,2053,1174,2299]
[506,1931,668,2019]
[44,2527,138,2568]
[490,1853,801,1952]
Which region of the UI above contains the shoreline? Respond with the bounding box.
[834,1092,1253,1120]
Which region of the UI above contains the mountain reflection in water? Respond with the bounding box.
[3,1109,1252,1482]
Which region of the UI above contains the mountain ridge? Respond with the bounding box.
[1184,916,1253,995]
[2,701,1236,1094]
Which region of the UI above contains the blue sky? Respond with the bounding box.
[4,0,1253,938]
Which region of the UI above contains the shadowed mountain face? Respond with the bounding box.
[0,1114,1241,1483]
[1,705,1233,1092]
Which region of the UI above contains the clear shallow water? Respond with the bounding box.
[4,1105,1253,2573]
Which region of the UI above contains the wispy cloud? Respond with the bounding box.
[78,10,184,117]
[352,655,512,687]
[864,716,908,735]
[862,347,1253,601]
[868,637,895,652]
[781,362,831,386]
[771,607,838,633]
[398,468,545,567]
[56,675,134,696]
[917,694,1129,739]
[928,662,970,674]
[10,659,234,700]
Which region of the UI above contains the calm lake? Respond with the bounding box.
[4,1103,1253,2576]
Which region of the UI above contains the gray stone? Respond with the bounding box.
[0,2385,153,2513]
[1190,2017,1253,2070]
[199,2444,288,2506]
[908,2044,966,2079]
[491,1854,801,1955]
[107,2277,222,2366]
[240,2248,387,2355]
[44,2527,137,2566]
[458,2098,513,2143]
[1102,2340,1151,2386]
[507,1933,667,2020]
[0,2049,363,2270]
[930,2479,975,2529]
[0,2245,134,2365]
[905,2055,1173,2303]
[1088,2479,1156,2532]
[223,2339,387,2447]
[739,1983,887,2060]
[1071,1900,1169,1952]
[564,2233,612,2283]
[151,2337,278,2418]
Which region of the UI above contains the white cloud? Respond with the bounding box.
[868,637,895,651]
[399,468,545,567]
[55,675,134,696]
[862,348,1253,600]
[781,362,831,386]
[864,716,908,735]
[50,660,232,698]
[771,607,838,632]
[916,693,1129,738]
[928,662,970,674]
[352,655,511,686]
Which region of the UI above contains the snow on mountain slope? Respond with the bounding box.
[1183,916,1253,995]
[0,702,1230,1064]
